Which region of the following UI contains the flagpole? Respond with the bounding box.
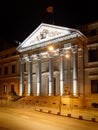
[52,11,54,24]
[46,6,54,25]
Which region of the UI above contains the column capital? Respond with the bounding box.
[23,54,33,62]
[72,45,78,53]
[59,51,64,57]
[20,57,25,64]
[78,48,83,57]
[37,54,41,60]
[48,53,53,58]
[28,56,33,62]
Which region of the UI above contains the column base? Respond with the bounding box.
[48,93,54,96]
[36,93,40,96]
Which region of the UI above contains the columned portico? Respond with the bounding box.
[19,46,82,97]
[17,23,87,97]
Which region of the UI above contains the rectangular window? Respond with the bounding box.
[12,52,16,56]
[12,65,16,74]
[91,80,98,93]
[88,49,98,62]
[5,66,8,75]
[90,29,96,36]
[4,85,7,94]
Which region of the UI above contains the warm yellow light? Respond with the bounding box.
[48,46,54,51]
[65,54,70,58]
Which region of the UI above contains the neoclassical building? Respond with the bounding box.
[17,23,87,97]
[0,22,98,109]
[0,47,20,97]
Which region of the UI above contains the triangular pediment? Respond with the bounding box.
[17,23,87,52]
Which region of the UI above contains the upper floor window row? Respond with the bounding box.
[0,64,16,75]
[0,52,17,59]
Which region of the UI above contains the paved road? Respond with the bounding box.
[0,107,98,130]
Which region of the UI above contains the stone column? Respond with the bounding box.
[78,49,84,96]
[48,54,54,96]
[72,45,78,96]
[19,58,24,96]
[27,56,32,96]
[36,55,41,96]
[60,53,65,96]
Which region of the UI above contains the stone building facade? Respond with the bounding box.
[77,21,98,108]
[0,22,98,109]
[17,23,87,97]
[0,47,20,97]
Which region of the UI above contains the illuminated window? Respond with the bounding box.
[88,49,98,62]
[91,80,98,93]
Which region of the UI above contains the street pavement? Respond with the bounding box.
[0,106,98,130]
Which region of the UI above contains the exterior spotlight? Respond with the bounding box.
[65,54,70,58]
[48,46,54,52]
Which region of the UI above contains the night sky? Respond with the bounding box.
[0,0,98,43]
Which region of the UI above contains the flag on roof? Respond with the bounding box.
[47,6,53,13]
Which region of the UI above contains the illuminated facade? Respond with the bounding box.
[17,23,87,97]
[0,47,20,97]
[0,22,98,109]
[77,21,98,108]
